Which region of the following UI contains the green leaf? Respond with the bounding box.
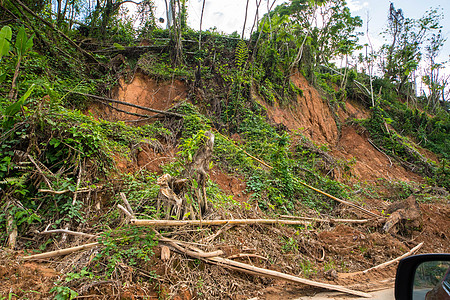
[14,26,33,56]
[0,25,12,59]
[0,72,6,84]
[4,84,35,117]
[15,26,27,56]
[25,35,34,52]
[113,43,125,50]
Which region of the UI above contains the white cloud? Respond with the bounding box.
[347,0,369,13]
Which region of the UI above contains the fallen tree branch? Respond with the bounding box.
[130,218,311,227]
[227,253,268,261]
[160,240,224,259]
[38,186,102,194]
[92,45,167,54]
[361,242,424,274]
[199,224,234,243]
[40,229,97,238]
[120,192,134,216]
[159,233,371,297]
[69,91,184,118]
[341,242,424,278]
[117,204,133,218]
[205,256,372,298]
[368,139,393,167]
[99,99,154,118]
[280,215,370,224]
[154,231,224,259]
[28,155,53,190]
[22,242,99,260]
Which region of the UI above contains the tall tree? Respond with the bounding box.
[380,5,443,96]
[422,29,448,110]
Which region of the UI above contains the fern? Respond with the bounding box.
[235,40,249,70]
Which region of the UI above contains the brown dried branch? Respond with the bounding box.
[227,253,268,261]
[38,186,100,194]
[361,242,423,274]
[22,242,100,260]
[280,215,371,224]
[117,204,133,218]
[120,192,134,216]
[205,256,372,297]
[130,218,311,227]
[69,91,184,118]
[40,229,97,238]
[163,235,372,298]
[341,242,424,278]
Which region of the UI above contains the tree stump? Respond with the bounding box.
[157,131,214,219]
[383,195,423,235]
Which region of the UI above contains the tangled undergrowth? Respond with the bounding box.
[1,2,449,298]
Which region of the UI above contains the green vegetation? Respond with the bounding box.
[0,0,449,297]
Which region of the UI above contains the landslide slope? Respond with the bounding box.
[1,47,449,300]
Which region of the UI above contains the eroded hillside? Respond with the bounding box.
[1,1,450,299]
[3,70,447,299]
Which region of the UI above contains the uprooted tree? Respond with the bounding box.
[157,130,214,219]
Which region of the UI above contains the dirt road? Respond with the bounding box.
[293,288,394,300]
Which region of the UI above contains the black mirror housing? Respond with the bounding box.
[395,253,450,300]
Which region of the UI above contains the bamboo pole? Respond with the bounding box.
[206,256,372,298]
[130,218,311,227]
[40,229,97,238]
[159,234,371,297]
[22,242,99,260]
[280,215,371,224]
[340,242,424,278]
[292,178,382,219]
[361,242,424,274]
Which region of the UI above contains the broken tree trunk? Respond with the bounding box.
[182,130,214,215]
[157,131,215,219]
[383,195,423,234]
[157,174,187,220]
[6,200,17,250]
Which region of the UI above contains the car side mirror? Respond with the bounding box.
[395,254,450,300]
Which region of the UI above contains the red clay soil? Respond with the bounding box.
[209,167,250,203]
[87,71,187,121]
[21,71,441,300]
[0,253,59,299]
[259,73,339,145]
[258,73,424,184]
[333,125,423,183]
